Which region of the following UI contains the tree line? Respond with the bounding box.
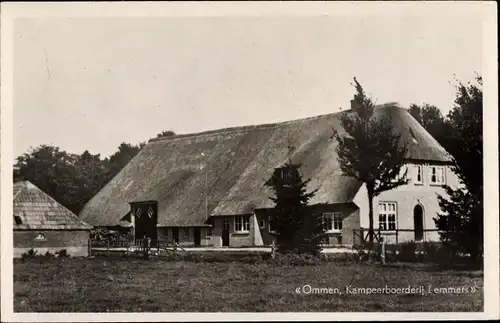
[13,131,176,215]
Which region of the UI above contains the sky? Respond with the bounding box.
[13,12,483,159]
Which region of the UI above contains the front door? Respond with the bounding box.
[222,217,230,247]
[172,227,179,243]
[134,202,158,242]
[194,227,201,246]
[413,205,424,241]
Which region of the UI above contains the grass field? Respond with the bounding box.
[14,255,483,312]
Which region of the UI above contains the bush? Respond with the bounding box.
[397,241,418,262]
[21,248,38,259]
[56,249,70,258]
[43,251,55,260]
[422,242,439,261]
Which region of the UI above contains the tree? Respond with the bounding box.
[72,150,110,213]
[156,130,176,138]
[107,142,145,179]
[14,145,81,213]
[407,103,452,150]
[332,78,409,250]
[445,75,483,196]
[434,75,483,261]
[265,162,325,255]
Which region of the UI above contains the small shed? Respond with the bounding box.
[13,181,93,257]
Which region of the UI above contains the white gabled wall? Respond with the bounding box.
[353,183,369,229]
[352,162,462,243]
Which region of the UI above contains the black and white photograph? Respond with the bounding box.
[1,1,498,321]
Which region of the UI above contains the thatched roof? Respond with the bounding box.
[13,181,93,230]
[80,104,453,227]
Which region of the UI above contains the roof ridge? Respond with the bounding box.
[149,110,346,144]
[149,102,404,144]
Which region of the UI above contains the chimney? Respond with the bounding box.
[350,98,360,111]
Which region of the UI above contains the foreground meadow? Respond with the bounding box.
[14,255,483,312]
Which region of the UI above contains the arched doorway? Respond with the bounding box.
[413,205,424,241]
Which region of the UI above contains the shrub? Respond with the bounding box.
[21,248,38,259]
[56,249,70,258]
[422,242,439,261]
[43,251,55,260]
[397,241,418,262]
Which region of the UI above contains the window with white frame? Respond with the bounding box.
[378,202,397,231]
[414,165,423,184]
[206,227,212,237]
[234,215,250,232]
[430,166,445,185]
[259,219,265,229]
[183,228,190,239]
[323,212,343,232]
[268,215,275,233]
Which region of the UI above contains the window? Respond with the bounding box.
[234,216,250,232]
[323,212,343,232]
[183,228,190,239]
[259,219,265,229]
[35,233,46,241]
[268,215,275,232]
[14,215,22,225]
[378,202,397,231]
[430,166,445,185]
[414,165,423,184]
[223,217,231,231]
[206,227,212,237]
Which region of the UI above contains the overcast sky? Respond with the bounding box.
[13,12,482,158]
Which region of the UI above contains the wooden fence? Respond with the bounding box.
[89,238,187,258]
[352,228,440,246]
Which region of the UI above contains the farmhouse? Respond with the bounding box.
[13,181,93,257]
[79,101,459,247]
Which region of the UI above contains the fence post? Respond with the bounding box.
[143,237,151,259]
[107,240,110,256]
[88,239,92,257]
[395,229,399,245]
[380,237,386,265]
[271,239,276,260]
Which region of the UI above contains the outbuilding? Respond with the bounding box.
[13,181,93,257]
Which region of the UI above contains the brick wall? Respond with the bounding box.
[14,230,90,257]
[210,215,258,247]
[213,204,361,247]
[308,204,360,246]
[156,227,213,246]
